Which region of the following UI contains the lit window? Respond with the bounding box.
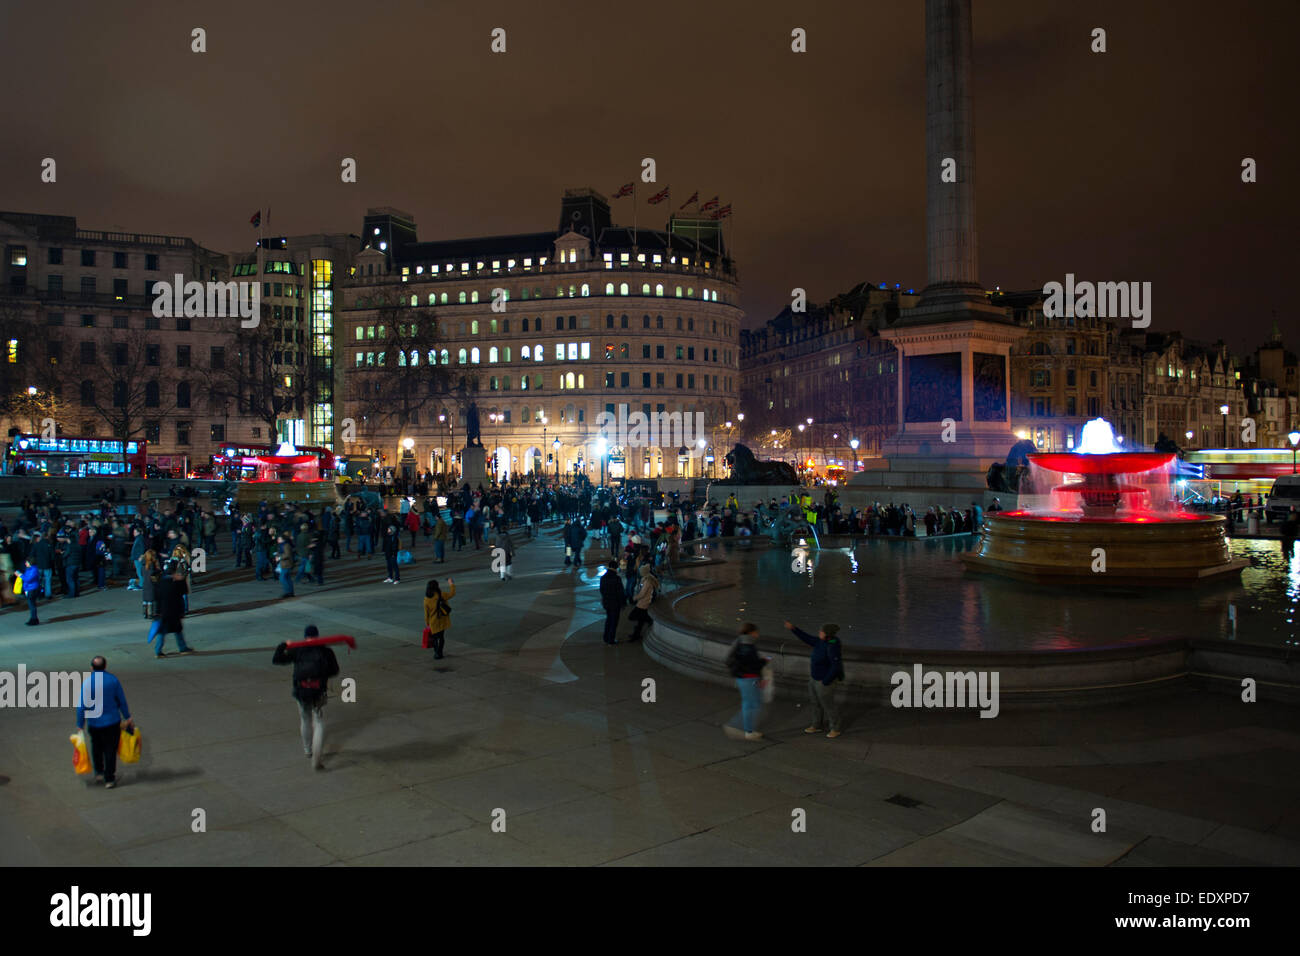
[555,344,564,361]
[619,283,629,296]
[489,347,499,363]
[581,284,590,296]
[605,283,614,295]
[580,342,590,360]
[458,348,467,364]
[535,344,543,362]
[459,292,467,304]
[566,372,575,389]
[471,320,479,334]
[440,349,449,364]
[471,290,479,304]
[655,284,663,296]
[567,343,577,361]
[471,347,480,363]
[675,286,683,297]
[641,284,650,295]
[577,374,584,388]
[522,345,531,360]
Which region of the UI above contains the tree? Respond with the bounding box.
[72,326,181,442]
[0,295,61,431]
[348,292,479,445]
[208,321,313,444]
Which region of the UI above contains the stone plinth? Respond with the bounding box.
[459,444,488,488]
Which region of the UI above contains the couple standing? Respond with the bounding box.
[723,620,844,740]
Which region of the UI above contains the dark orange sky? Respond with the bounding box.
[1,0,1294,352]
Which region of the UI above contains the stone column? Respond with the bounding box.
[925,0,982,297]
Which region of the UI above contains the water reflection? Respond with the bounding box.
[680,537,1298,652]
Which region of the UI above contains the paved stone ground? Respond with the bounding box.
[2,524,1298,866]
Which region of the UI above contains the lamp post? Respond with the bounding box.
[1220,404,1230,448]
[541,415,548,479]
[438,412,446,476]
[553,437,560,481]
[1185,429,1194,450]
[1290,430,1300,474]
[850,437,859,472]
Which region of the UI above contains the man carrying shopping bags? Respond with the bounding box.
[74,656,133,789]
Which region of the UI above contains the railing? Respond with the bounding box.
[75,228,195,248]
[348,257,738,288]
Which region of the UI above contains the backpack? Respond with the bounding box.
[295,647,338,694]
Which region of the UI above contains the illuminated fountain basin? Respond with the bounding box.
[232,443,340,509]
[962,420,1247,585]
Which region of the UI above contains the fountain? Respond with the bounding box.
[961,419,1248,585]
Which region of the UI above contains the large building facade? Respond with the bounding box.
[338,189,743,482]
[228,231,361,448]
[0,210,250,469]
[739,283,917,468]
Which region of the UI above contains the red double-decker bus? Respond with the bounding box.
[4,434,148,477]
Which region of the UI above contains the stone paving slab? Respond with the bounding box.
[3,526,1299,867]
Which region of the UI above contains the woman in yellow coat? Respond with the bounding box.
[423,577,455,659]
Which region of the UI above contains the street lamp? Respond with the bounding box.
[540,415,548,478]
[553,437,560,480]
[850,437,859,472]
[1220,404,1230,447]
[1289,430,1300,474]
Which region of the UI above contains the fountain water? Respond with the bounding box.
[962,419,1247,585]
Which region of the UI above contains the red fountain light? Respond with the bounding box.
[1028,451,1175,517]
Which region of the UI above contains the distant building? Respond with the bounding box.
[739,283,918,468]
[339,189,743,481]
[0,210,247,468]
[227,231,361,448]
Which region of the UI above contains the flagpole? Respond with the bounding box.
[632,181,638,254]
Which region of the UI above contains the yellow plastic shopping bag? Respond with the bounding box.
[70,732,90,775]
[118,725,142,764]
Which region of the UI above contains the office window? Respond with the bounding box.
[80,380,95,404]
[675,346,684,359]
[81,313,95,327]
[177,382,191,408]
[620,372,629,388]
[176,421,191,445]
[656,345,665,359]
[113,343,128,366]
[112,315,127,329]
[145,314,160,330]
[177,317,191,331]
[676,374,683,388]
[81,249,95,267]
[656,372,664,387]
[48,247,63,265]
[605,372,615,387]
[211,346,225,369]
[177,345,191,367]
[80,341,96,364]
[642,372,651,388]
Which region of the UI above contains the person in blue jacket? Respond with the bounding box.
[783,619,845,738]
[75,656,134,788]
[20,558,42,626]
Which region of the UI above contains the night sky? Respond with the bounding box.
[2,0,1295,352]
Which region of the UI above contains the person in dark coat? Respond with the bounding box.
[598,559,625,644]
[272,624,340,770]
[382,524,402,584]
[784,619,845,738]
[150,565,193,657]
